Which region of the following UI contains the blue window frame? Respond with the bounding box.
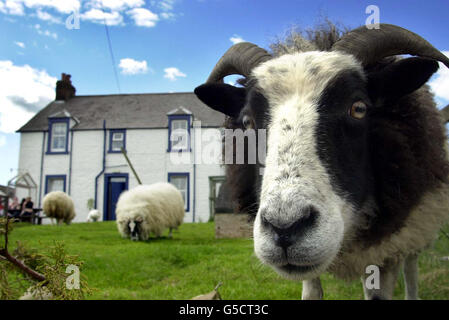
[45,175,67,194]
[109,129,126,153]
[47,118,70,154]
[168,172,190,211]
[167,115,191,152]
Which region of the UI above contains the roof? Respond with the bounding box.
[18,92,226,132]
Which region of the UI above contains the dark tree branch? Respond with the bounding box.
[0,217,46,282]
[0,249,46,282]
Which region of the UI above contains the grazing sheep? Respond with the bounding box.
[86,209,100,222]
[42,191,76,225]
[195,23,449,299]
[116,183,185,241]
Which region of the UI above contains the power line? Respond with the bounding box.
[100,5,121,94]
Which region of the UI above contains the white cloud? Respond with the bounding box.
[119,58,148,75]
[164,67,186,81]
[1,0,25,15]
[36,9,62,24]
[19,0,80,13]
[429,51,449,103]
[0,60,56,133]
[0,0,175,28]
[0,0,179,32]
[160,11,176,20]
[157,0,175,11]
[127,7,158,27]
[14,41,25,48]
[81,8,124,26]
[0,0,80,15]
[87,0,144,11]
[230,35,245,44]
[34,24,58,39]
[0,135,6,147]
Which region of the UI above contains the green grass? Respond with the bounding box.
[6,221,449,300]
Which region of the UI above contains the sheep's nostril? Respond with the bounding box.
[273,232,293,248]
[262,205,319,249]
[261,215,271,229]
[291,205,318,233]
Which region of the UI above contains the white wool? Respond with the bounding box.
[87,209,100,222]
[42,191,76,225]
[115,182,185,240]
[19,286,53,300]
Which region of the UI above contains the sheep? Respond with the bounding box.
[194,22,449,300]
[116,182,185,241]
[86,209,100,222]
[42,191,76,225]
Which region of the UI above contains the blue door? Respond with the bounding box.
[104,175,128,221]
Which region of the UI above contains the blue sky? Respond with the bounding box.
[1,0,449,185]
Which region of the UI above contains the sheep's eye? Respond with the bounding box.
[242,115,253,129]
[349,101,367,120]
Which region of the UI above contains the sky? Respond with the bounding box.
[0,0,449,185]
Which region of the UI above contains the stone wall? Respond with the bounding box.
[215,213,253,239]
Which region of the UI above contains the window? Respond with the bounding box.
[168,173,189,211]
[45,175,66,194]
[168,115,190,152]
[47,118,69,154]
[109,129,126,153]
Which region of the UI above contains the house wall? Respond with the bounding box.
[17,125,225,224]
[70,130,103,222]
[16,132,45,203]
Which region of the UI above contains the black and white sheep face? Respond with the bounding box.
[249,52,372,279]
[195,47,441,281]
[128,220,142,241]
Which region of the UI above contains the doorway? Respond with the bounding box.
[104,173,128,221]
[209,176,226,220]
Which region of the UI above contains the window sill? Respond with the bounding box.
[166,148,192,153]
[46,151,69,155]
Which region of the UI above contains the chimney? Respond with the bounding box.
[55,73,76,101]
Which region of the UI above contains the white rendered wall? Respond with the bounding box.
[18,126,225,224]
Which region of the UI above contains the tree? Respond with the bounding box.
[0,217,92,300]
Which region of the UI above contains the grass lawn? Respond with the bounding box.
[6,221,449,300]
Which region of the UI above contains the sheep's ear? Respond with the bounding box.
[194,83,246,118]
[367,57,439,104]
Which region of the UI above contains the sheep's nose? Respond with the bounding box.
[261,206,318,249]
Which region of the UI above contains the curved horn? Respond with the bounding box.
[332,24,449,68]
[206,42,272,83]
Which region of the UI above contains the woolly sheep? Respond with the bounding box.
[116,183,185,241]
[195,22,449,300]
[42,191,76,225]
[87,209,100,222]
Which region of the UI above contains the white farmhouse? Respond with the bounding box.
[16,74,227,223]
